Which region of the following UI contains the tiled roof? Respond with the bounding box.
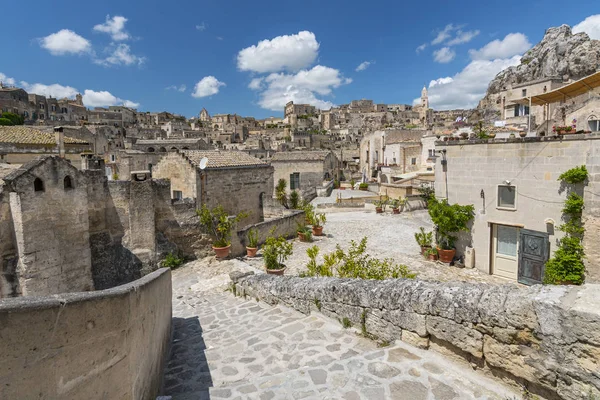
[270,151,331,162]
[182,150,268,169]
[0,126,88,145]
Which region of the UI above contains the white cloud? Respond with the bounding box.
[166,84,187,92]
[20,81,79,99]
[446,29,480,45]
[196,22,207,31]
[414,55,521,110]
[237,31,319,73]
[432,24,457,45]
[355,61,374,72]
[248,78,264,90]
[416,43,428,53]
[469,33,531,60]
[0,73,15,86]
[216,36,224,41]
[250,65,350,111]
[39,29,91,55]
[95,44,146,67]
[82,89,138,108]
[433,47,456,63]
[573,14,600,40]
[93,15,130,41]
[192,76,226,98]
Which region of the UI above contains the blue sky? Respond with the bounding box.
[1,0,599,118]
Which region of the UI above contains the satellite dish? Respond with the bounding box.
[199,157,208,170]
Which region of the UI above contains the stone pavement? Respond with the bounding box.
[162,266,519,399]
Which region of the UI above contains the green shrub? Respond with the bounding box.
[303,237,416,280]
[161,252,184,268]
[428,197,474,249]
[558,165,588,184]
[197,204,248,248]
[0,112,24,125]
[358,182,368,190]
[263,233,293,270]
[247,228,259,248]
[414,227,433,247]
[0,118,13,126]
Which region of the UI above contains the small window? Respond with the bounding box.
[64,176,73,190]
[522,89,527,97]
[290,172,300,190]
[173,190,183,200]
[110,154,116,162]
[497,185,516,209]
[411,157,417,165]
[34,178,44,192]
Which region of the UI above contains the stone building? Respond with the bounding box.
[0,126,91,165]
[152,150,274,225]
[270,151,338,200]
[434,134,600,284]
[284,101,316,118]
[0,155,208,298]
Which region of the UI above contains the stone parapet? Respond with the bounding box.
[235,274,600,400]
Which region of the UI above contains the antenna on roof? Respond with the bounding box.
[199,157,208,170]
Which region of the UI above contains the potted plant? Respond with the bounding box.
[197,205,248,259]
[359,182,369,191]
[390,199,400,214]
[262,234,293,275]
[374,198,388,213]
[424,247,438,261]
[246,228,259,257]
[414,227,433,255]
[428,198,474,263]
[488,132,496,138]
[509,133,516,139]
[519,131,527,138]
[297,224,313,242]
[459,132,468,140]
[350,178,356,190]
[309,211,326,236]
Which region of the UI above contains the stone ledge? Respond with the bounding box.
[235,274,600,400]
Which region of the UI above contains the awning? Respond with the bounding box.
[511,71,600,106]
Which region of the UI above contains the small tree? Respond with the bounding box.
[428,197,474,249]
[275,178,302,210]
[197,204,248,248]
[0,112,24,125]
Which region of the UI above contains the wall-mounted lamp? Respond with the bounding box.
[503,179,511,185]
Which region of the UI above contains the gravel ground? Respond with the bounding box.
[243,209,510,285]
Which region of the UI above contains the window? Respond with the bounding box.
[589,120,600,132]
[110,154,116,162]
[497,185,516,209]
[173,190,183,200]
[522,89,527,97]
[514,105,529,117]
[148,163,153,172]
[51,105,56,112]
[34,178,44,192]
[428,149,436,157]
[290,172,300,190]
[63,176,73,190]
[411,157,417,165]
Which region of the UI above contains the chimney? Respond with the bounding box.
[54,127,65,158]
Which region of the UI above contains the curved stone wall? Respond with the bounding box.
[0,268,172,400]
[235,274,600,400]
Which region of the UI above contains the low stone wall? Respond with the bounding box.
[232,210,305,257]
[0,268,172,400]
[235,274,600,400]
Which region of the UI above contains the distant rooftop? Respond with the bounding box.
[0,126,89,145]
[270,150,331,162]
[182,150,268,169]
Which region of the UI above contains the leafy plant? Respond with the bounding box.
[297,224,313,242]
[414,227,433,247]
[0,118,13,126]
[350,178,356,189]
[303,237,416,280]
[262,233,293,270]
[289,190,301,209]
[374,197,388,211]
[161,252,185,269]
[247,228,259,248]
[359,182,368,190]
[545,166,588,285]
[341,318,352,328]
[0,112,24,125]
[197,204,248,248]
[558,165,588,184]
[419,185,435,206]
[275,178,303,209]
[428,197,474,249]
[305,205,326,228]
[424,247,438,257]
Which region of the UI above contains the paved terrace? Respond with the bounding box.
[162,262,519,399]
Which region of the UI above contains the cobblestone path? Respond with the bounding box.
[162,267,518,400]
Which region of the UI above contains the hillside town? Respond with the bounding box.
[2,19,600,400]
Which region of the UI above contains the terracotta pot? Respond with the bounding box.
[375,207,383,213]
[312,226,323,236]
[519,131,527,137]
[212,245,231,259]
[340,187,346,190]
[420,246,431,256]
[488,133,496,138]
[298,232,311,242]
[359,187,367,191]
[266,266,286,276]
[392,208,400,214]
[437,247,456,263]
[427,253,438,261]
[246,247,258,258]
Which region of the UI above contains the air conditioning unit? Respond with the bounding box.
[464,246,475,269]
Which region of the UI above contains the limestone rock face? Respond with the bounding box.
[482,25,600,102]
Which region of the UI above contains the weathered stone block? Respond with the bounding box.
[426,316,483,358]
[384,309,427,337]
[401,330,430,349]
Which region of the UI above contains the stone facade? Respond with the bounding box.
[236,274,600,400]
[435,134,600,283]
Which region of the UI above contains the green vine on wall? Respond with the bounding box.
[544,165,588,285]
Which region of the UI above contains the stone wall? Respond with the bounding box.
[0,268,172,400]
[231,209,305,257]
[271,159,331,201]
[435,134,600,282]
[151,151,199,201]
[236,274,600,400]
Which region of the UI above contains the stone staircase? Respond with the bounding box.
[161,275,519,400]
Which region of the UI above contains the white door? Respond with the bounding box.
[492,224,519,280]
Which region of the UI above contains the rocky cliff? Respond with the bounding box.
[480,25,600,106]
